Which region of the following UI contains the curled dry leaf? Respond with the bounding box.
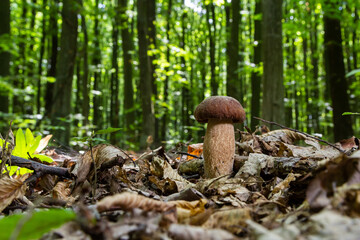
[170,198,208,223]
[151,156,194,192]
[96,192,175,213]
[74,144,128,185]
[0,175,28,212]
[53,181,75,204]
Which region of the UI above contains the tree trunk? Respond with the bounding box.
[137,0,155,148]
[37,0,47,114]
[147,0,159,144]
[45,0,59,117]
[92,0,102,128]
[226,0,240,100]
[81,13,89,126]
[0,0,10,114]
[110,2,120,144]
[161,0,172,142]
[323,1,353,141]
[262,0,285,126]
[120,0,135,141]
[51,0,79,145]
[205,2,217,95]
[250,0,262,130]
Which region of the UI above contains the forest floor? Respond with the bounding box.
[1,127,360,239]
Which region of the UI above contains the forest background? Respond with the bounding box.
[0,0,358,150]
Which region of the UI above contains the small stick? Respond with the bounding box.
[253,116,345,153]
[173,151,203,159]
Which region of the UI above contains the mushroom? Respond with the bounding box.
[194,96,246,178]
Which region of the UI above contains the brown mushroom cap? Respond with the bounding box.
[194,96,246,123]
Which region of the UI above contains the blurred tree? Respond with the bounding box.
[323,0,353,141]
[0,0,10,114]
[137,0,155,148]
[262,0,285,126]
[51,0,79,144]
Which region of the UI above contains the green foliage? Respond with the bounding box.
[0,209,76,240]
[342,112,360,116]
[346,69,360,78]
[1,128,53,163]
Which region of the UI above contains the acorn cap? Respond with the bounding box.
[194,96,246,123]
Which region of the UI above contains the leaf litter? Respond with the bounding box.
[0,129,360,239]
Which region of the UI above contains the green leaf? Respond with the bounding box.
[25,128,34,147]
[28,135,41,155]
[13,129,27,158]
[95,127,122,135]
[0,209,76,240]
[342,112,360,116]
[33,154,53,163]
[345,69,360,78]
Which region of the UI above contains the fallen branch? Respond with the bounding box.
[2,154,73,182]
[253,116,345,153]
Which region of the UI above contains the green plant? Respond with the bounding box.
[1,128,53,163]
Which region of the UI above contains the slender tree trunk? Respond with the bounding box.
[137,0,155,148]
[37,0,47,114]
[323,1,353,141]
[120,0,135,142]
[161,0,172,142]
[0,0,10,114]
[261,0,285,126]
[250,0,262,130]
[92,0,102,128]
[14,0,28,113]
[180,3,190,139]
[309,5,320,132]
[226,0,240,100]
[205,2,217,95]
[110,2,120,144]
[45,0,59,117]
[51,0,79,145]
[81,14,89,126]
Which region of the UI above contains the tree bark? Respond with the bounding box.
[137,0,155,148]
[161,0,172,142]
[261,0,285,127]
[250,0,262,130]
[205,2,217,95]
[81,13,89,126]
[0,0,10,114]
[92,0,102,128]
[120,0,135,141]
[226,0,240,100]
[323,1,353,141]
[45,0,59,117]
[37,0,47,114]
[51,0,79,145]
[110,2,120,144]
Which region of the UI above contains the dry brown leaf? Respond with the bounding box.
[35,134,53,154]
[74,144,128,185]
[96,192,175,213]
[170,198,208,223]
[53,181,75,204]
[0,175,28,212]
[202,208,252,234]
[151,156,194,192]
[306,151,360,210]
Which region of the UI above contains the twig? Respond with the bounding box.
[2,154,72,182]
[253,116,345,153]
[173,151,203,159]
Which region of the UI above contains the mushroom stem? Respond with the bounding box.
[203,119,235,178]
